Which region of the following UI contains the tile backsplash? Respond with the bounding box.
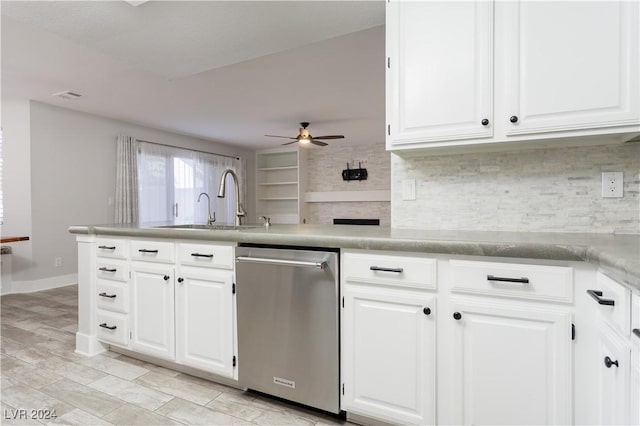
[391,143,640,233]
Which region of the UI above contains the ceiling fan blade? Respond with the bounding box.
[281,141,299,146]
[312,135,345,140]
[310,140,328,147]
[265,135,297,139]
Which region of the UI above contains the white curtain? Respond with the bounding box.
[114,135,139,223]
[137,142,245,225]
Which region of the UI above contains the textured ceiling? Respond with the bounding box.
[1,1,386,150]
[2,1,384,79]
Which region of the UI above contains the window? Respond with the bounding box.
[137,142,243,225]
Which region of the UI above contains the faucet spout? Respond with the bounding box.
[217,169,246,226]
[197,192,216,225]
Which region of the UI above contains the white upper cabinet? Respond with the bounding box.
[386,1,493,145]
[501,1,640,136]
[387,0,640,151]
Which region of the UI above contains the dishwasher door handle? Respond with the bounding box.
[236,256,327,270]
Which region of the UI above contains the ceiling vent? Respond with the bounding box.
[52,91,82,100]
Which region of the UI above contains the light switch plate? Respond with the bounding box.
[402,179,416,201]
[601,172,623,198]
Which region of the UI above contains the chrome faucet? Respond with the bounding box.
[197,192,216,225]
[259,216,271,228]
[217,169,246,226]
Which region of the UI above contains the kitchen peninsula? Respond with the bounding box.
[69,223,640,425]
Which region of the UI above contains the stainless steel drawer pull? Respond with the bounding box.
[98,245,116,250]
[487,275,530,284]
[138,249,159,253]
[633,329,640,339]
[587,290,615,306]
[99,323,117,330]
[98,292,116,298]
[370,266,404,273]
[191,253,214,258]
[98,267,117,273]
[236,256,327,270]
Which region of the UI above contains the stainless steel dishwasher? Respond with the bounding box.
[235,245,340,414]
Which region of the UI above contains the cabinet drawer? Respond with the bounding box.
[450,260,573,303]
[96,310,128,347]
[96,281,128,314]
[588,272,632,337]
[130,240,175,263]
[96,260,129,282]
[178,243,234,269]
[96,238,128,259]
[343,252,436,290]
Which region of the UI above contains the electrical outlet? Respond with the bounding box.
[54,257,63,268]
[601,172,623,198]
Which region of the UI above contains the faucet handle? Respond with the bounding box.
[208,211,216,225]
[258,216,271,227]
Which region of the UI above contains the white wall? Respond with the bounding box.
[0,96,34,285]
[2,100,255,291]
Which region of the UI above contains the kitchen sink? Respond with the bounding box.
[154,224,261,230]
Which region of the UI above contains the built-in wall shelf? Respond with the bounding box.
[257,182,298,186]
[255,147,307,224]
[304,190,391,203]
[257,166,299,172]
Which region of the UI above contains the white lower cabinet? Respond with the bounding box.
[447,299,572,425]
[130,264,175,360]
[597,325,631,425]
[631,345,640,425]
[342,283,436,425]
[632,293,640,425]
[175,267,235,378]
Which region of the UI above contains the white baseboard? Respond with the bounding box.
[1,273,77,295]
[75,332,108,357]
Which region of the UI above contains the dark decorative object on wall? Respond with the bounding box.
[342,162,368,181]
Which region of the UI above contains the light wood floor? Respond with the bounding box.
[1,285,347,425]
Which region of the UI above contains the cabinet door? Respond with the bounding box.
[342,284,436,425]
[175,268,235,378]
[386,0,493,146]
[631,352,640,426]
[130,264,175,360]
[449,299,572,425]
[597,324,630,425]
[501,1,639,136]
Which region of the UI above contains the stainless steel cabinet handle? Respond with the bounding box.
[236,256,327,270]
[487,275,529,284]
[370,266,403,273]
[98,292,116,298]
[98,267,117,273]
[587,290,615,306]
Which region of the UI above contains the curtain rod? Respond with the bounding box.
[136,139,240,160]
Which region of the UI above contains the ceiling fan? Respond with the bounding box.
[265,122,345,147]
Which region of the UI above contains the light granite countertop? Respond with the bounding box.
[69,223,640,291]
